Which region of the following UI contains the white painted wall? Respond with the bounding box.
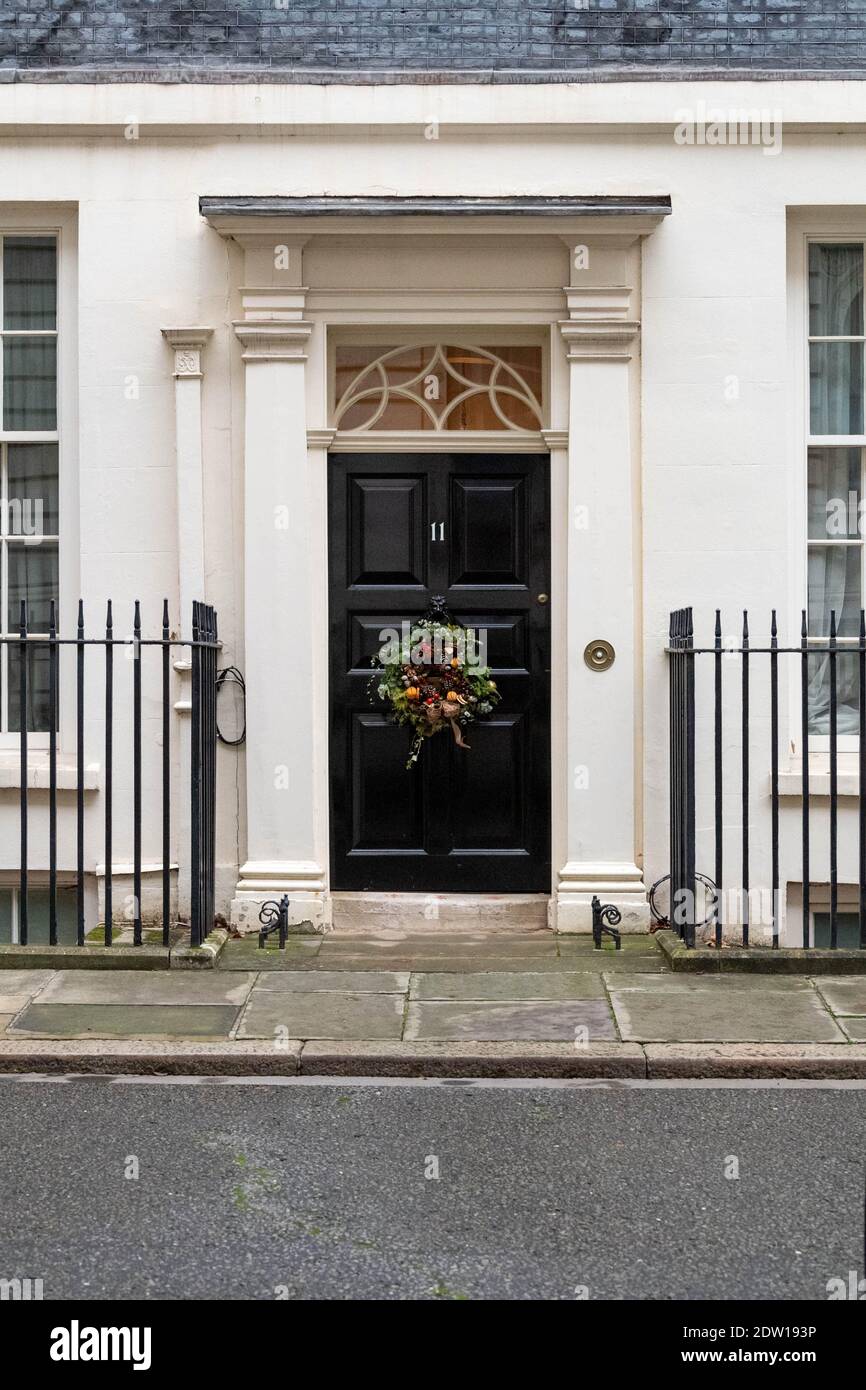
[0,82,863,935]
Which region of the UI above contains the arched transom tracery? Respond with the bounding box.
[333,343,544,432]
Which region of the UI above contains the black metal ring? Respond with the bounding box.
[648,872,718,929]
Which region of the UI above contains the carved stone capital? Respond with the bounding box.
[161,327,214,378]
[558,319,641,362]
[233,320,313,362]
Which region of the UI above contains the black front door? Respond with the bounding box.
[329,452,550,892]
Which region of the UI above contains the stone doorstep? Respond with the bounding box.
[2,1039,866,1079]
[328,893,551,933]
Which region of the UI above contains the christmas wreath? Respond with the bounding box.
[370,597,501,768]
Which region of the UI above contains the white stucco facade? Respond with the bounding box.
[1,79,865,942]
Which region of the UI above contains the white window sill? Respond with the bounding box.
[778,770,861,798]
[0,755,99,791]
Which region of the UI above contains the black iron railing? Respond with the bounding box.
[667,606,866,950]
[0,599,219,949]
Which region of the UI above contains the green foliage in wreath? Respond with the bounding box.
[369,615,501,768]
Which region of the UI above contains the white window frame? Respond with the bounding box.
[0,207,77,755]
[788,211,866,759]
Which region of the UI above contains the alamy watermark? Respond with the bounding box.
[674,102,782,157]
[672,886,783,930]
[822,492,866,538]
[0,1275,43,1300]
[2,497,44,539]
[377,622,488,668]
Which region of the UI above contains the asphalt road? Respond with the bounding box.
[0,1077,863,1301]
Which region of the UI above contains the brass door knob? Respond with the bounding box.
[537,593,549,605]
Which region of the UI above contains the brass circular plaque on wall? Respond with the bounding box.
[584,639,615,672]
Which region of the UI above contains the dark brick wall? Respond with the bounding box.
[2,1,866,80]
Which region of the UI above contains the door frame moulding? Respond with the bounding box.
[204,199,661,932]
[322,431,549,454]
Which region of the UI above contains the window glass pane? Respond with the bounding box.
[445,346,494,386]
[807,446,862,539]
[494,345,544,408]
[3,335,57,430]
[0,889,11,944]
[0,886,76,945]
[334,343,543,431]
[807,543,861,637]
[813,912,862,949]
[6,643,53,733]
[807,651,860,736]
[375,396,436,431]
[7,540,58,632]
[3,236,57,331]
[810,342,864,435]
[6,442,58,537]
[809,243,864,337]
[334,345,393,412]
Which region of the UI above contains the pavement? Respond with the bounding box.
[0,1074,863,1299]
[2,930,866,1076]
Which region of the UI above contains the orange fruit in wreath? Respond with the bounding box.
[406,686,419,700]
[451,657,460,668]
[446,691,459,701]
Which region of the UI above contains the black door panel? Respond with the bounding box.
[329,452,550,893]
[348,474,428,588]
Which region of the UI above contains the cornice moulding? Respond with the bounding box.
[559,318,641,360]
[233,319,313,361]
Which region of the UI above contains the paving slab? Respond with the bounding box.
[8,1003,240,1039]
[556,936,661,954]
[0,1015,14,1035]
[609,980,847,1043]
[306,953,584,973]
[645,1043,866,1079]
[317,946,560,967]
[410,971,605,1001]
[558,956,669,974]
[606,973,813,993]
[404,999,615,1042]
[253,970,409,994]
[35,970,256,1007]
[838,1017,866,1041]
[237,990,404,1041]
[300,1040,645,1078]
[813,977,866,1016]
[0,969,55,1012]
[215,938,323,971]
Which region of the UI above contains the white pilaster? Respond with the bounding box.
[554,287,649,932]
[161,327,212,919]
[231,283,328,932]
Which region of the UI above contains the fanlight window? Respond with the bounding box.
[334,343,543,432]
